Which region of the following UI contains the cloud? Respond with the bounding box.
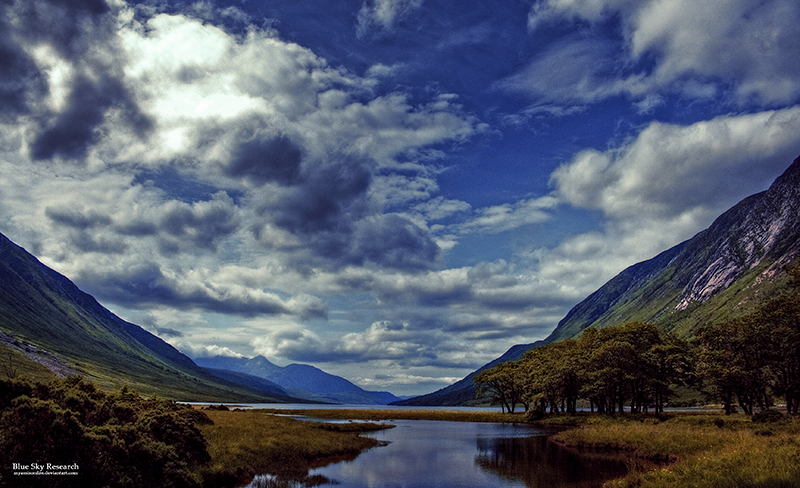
[540,106,800,291]
[460,196,558,234]
[356,0,424,38]
[520,0,800,107]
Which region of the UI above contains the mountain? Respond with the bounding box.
[397,154,800,406]
[195,355,402,404]
[394,341,544,406]
[0,231,302,402]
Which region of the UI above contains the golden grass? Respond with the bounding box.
[263,407,521,423]
[198,409,391,487]
[549,413,800,488]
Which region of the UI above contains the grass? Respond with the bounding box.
[262,407,523,423]
[545,412,800,488]
[198,409,394,487]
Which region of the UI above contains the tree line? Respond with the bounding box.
[475,276,800,417]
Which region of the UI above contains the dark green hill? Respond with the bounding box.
[398,154,800,406]
[0,232,298,402]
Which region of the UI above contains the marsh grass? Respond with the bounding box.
[549,412,800,488]
[199,409,392,487]
[264,408,521,423]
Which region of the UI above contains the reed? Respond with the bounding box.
[198,409,391,487]
[262,408,520,423]
[550,413,800,488]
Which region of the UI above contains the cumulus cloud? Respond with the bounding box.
[0,0,482,324]
[540,106,800,291]
[518,0,800,107]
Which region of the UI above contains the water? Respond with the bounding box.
[245,418,631,488]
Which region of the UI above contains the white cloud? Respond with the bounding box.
[461,196,558,234]
[356,0,424,38]
[540,106,800,292]
[522,0,800,107]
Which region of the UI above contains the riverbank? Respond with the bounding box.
[198,409,394,487]
[197,406,800,487]
[264,407,524,423]
[544,412,800,487]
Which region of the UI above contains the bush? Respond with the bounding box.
[752,409,786,424]
[0,377,212,488]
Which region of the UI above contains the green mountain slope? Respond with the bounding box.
[0,232,296,402]
[399,154,800,406]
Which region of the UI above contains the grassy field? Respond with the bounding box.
[198,408,393,487]
[546,412,800,488]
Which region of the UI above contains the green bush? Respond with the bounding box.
[0,377,212,488]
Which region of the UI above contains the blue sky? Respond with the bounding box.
[1,0,800,395]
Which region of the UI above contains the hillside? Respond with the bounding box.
[0,232,298,402]
[397,154,800,406]
[196,355,402,404]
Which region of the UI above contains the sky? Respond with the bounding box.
[1,0,800,396]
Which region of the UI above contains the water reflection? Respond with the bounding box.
[476,435,630,488]
[294,420,632,488]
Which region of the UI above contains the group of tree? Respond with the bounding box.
[475,271,800,417]
[475,321,692,415]
[0,376,213,488]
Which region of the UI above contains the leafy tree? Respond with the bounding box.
[474,361,526,413]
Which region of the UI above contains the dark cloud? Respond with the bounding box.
[351,214,440,270]
[157,195,241,253]
[0,0,153,160]
[272,158,371,234]
[11,0,111,61]
[31,75,152,161]
[225,135,304,186]
[113,220,159,237]
[68,232,128,254]
[46,207,112,229]
[79,264,294,317]
[259,155,442,271]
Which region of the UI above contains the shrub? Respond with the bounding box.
[0,377,212,488]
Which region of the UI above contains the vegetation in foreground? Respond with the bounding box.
[0,376,212,488]
[198,408,391,488]
[543,411,800,488]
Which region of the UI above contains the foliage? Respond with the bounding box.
[479,267,800,417]
[0,376,211,488]
[695,267,800,415]
[480,322,692,416]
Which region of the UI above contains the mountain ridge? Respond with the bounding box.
[0,231,299,401]
[396,154,800,406]
[195,355,402,405]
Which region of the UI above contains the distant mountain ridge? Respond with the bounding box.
[195,355,402,405]
[396,154,800,406]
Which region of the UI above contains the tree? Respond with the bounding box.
[474,361,526,413]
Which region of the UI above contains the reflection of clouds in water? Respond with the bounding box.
[245,473,335,488]
[305,420,629,487]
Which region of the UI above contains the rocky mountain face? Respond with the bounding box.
[196,355,402,405]
[398,154,800,406]
[551,154,800,341]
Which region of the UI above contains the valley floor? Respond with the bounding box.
[214,407,800,488]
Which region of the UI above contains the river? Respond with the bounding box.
[236,406,633,488]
